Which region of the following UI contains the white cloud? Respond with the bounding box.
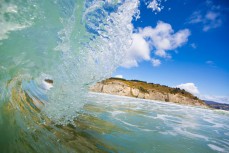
[151,58,161,67]
[121,33,150,68]
[206,60,214,65]
[190,43,197,49]
[176,82,229,104]
[200,95,229,104]
[188,1,222,32]
[140,21,190,58]
[176,83,200,95]
[155,50,167,57]
[121,21,190,68]
[189,11,202,24]
[206,60,216,67]
[203,11,222,31]
[114,75,123,79]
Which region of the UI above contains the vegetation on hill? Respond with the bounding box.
[104,78,200,101]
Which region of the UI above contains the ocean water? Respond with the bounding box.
[0,0,138,122]
[1,91,229,152]
[85,93,229,153]
[1,0,229,152]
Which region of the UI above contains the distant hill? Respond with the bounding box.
[204,100,229,111]
[90,78,207,107]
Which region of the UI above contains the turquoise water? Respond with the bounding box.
[2,90,229,152]
[0,0,138,122]
[1,0,229,152]
[84,93,229,153]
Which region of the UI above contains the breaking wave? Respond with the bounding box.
[0,0,139,122]
[0,0,141,152]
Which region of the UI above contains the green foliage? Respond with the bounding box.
[130,80,147,83]
[110,77,126,81]
[137,86,149,93]
[193,96,198,100]
[103,78,202,101]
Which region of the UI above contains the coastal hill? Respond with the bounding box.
[204,100,229,111]
[90,78,207,107]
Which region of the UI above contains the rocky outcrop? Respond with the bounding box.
[90,78,207,107]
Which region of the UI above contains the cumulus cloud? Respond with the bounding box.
[188,1,223,31]
[176,83,200,95]
[121,34,150,68]
[137,21,191,58]
[121,21,190,68]
[151,58,161,67]
[114,75,123,79]
[176,82,229,104]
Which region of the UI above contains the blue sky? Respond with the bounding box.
[113,0,229,103]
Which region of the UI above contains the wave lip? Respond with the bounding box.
[0,0,140,124]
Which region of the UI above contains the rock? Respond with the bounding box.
[144,93,150,99]
[89,78,206,107]
[90,83,103,92]
[44,79,53,84]
[137,92,145,99]
[131,88,139,97]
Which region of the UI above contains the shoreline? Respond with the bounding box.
[89,92,229,113]
[90,78,207,107]
[89,78,229,111]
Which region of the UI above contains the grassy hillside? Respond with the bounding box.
[102,77,201,101]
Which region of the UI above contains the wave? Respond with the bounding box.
[0,0,139,121]
[0,0,142,151]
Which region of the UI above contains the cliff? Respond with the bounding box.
[90,78,207,107]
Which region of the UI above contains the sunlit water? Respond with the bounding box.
[84,93,229,153]
[1,0,229,152]
[0,0,138,123]
[1,91,229,152]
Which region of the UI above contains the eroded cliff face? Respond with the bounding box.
[90,79,207,107]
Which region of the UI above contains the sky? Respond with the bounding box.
[113,0,229,103]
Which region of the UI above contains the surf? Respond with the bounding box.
[3,1,227,153]
[0,0,139,122]
[0,0,141,152]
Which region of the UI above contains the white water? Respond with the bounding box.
[1,1,228,152]
[0,0,141,124]
[85,92,229,153]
